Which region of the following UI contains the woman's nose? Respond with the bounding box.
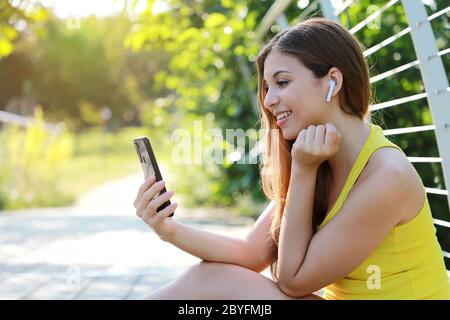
[263,88,279,111]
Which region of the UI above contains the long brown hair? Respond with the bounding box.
[255,18,371,282]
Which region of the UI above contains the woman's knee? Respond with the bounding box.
[154,261,323,300]
[189,262,324,300]
[175,261,261,293]
[179,261,236,283]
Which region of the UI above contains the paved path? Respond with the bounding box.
[0,174,269,299]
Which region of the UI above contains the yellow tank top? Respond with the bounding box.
[318,123,450,300]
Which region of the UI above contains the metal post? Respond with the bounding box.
[319,0,339,22]
[255,0,294,41]
[277,14,289,30]
[401,0,450,209]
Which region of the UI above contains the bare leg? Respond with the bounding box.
[140,261,323,300]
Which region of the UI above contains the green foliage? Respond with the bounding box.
[125,0,278,210]
[123,0,450,219]
[0,1,48,58]
[29,15,136,129]
[0,11,167,131]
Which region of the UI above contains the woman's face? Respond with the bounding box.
[263,50,329,141]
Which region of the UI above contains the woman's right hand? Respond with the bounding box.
[133,175,178,241]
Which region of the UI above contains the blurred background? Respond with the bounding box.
[0,0,449,299]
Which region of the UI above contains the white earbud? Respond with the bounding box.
[326,79,336,102]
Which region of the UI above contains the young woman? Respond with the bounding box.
[133,18,450,300]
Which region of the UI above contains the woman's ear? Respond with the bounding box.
[326,67,343,101]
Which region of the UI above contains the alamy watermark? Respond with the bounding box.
[169,120,281,175]
[66,264,82,292]
[366,265,381,290]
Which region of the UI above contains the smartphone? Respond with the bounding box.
[133,137,174,217]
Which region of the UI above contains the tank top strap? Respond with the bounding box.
[318,123,403,229]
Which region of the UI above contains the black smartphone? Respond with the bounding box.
[133,137,174,217]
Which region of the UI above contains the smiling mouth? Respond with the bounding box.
[276,111,292,121]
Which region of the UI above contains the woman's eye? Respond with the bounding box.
[264,80,288,90]
[277,80,289,87]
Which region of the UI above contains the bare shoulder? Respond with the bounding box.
[358,147,425,225]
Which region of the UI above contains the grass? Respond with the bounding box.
[58,126,148,205]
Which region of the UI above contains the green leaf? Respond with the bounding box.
[205,13,227,29]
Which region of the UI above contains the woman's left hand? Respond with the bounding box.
[291,123,341,171]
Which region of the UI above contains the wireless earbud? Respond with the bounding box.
[326,79,336,102]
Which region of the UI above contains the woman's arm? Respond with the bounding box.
[278,164,415,297]
[134,175,277,273]
[164,202,277,273]
[276,124,339,289]
[276,125,418,298]
[277,167,317,283]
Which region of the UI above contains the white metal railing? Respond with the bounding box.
[297,0,320,22]
[382,124,435,136]
[370,92,428,111]
[425,188,449,196]
[401,1,450,206]
[361,4,450,58]
[435,219,450,228]
[363,26,411,57]
[370,60,420,84]
[255,0,293,41]
[333,0,354,17]
[276,14,289,30]
[349,0,399,34]
[407,157,441,163]
[0,109,65,135]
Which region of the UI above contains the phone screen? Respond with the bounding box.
[134,139,156,180]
